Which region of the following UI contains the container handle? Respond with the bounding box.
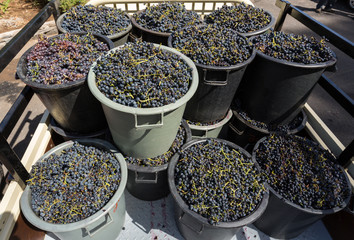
[192,129,208,139]
[134,112,164,129]
[179,211,204,234]
[84,212,113,237]
[228,121,244,135]
[202,69,229,86]
[135,171,158,184]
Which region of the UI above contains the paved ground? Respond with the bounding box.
[0,0,353,161]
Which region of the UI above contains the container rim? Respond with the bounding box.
[252,135,352,215]
[168,138,269,228]
[187,109,233,131]
[167,24,256,71]
[125,119,192,173]
[249,35,337,69]
[87,43,199,115]
[56,11,133,39]
[16,32,114,91]
[20,138,128,232]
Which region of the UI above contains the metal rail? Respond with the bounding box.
[0,0,60,189]
[274,0,354,166]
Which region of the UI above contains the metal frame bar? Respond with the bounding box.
[274,0,354,166]
[0,0,60,189]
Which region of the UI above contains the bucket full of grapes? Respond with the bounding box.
[88,41,198,158]
[204,3,275,37]
[252,134,351,239]
[168,24,255,123]
[168,138,269,240]
[20,139,128,240]
[186,109,233,139]
[16,32,114,134]
[56,4,132,47]
[125,120,191,201]
[237,31,337,125]
[131,2,202,45]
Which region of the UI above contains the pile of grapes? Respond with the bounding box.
[255,134,350,210]
[126,122,187,167]
[94,41,192,108]
[252,31,335,64]
[26,33,109,85]
[175,139,266,224]
[134,2,202,33]
[171,25,253,67]
[204,3,272,34]
[60,5,130,36]
[27,141,122,224]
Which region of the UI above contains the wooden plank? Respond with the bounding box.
[0,111,51,240]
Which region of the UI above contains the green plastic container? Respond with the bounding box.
[187,109,232,139]
[20,139,128,240]
[56,13,132,47]
[88,44,198,158]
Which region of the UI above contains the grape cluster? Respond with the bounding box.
[175,139,266,224]
[126,123,186,167]
[26,33,109,85]
[61,5,130,36]
[234,100,303,133]
[252,31,335,64]
[204,3,272,34]
[134,2,202,33]
[27,141,122,224]
[255,134,350,210]
[171,25,253,66]
[94,41,192,108]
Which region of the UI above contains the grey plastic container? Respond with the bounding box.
[56,12,132,47]
[88,44,198,159]
[252,136,352,239]
[20,139,128,240]
[236,10,275,38]
[126,120,192,201]
[168,27,256,123]
[187,109,232,138]
[168,138,269,240]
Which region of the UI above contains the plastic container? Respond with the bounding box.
[251,137,352,239]
[168,31,256,123]
[168,138,269,240]
[126,120,192,201]
[20,139,128,240]
[187,109,232,138]
[237,48,337,125]
[87,44,198,158]
[227,109,307,150]
[56,13,132,47]
[50,116,109,141]
[131,12,171,45]
[16,33,114,134]
[236,10,275,38]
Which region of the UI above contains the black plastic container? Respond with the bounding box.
[237,49,336,125]
[131,12,170,45]
[252,137,352,239]
[126,120,192,201]
[168,34,256,123]
[168,138,269,240]
[16,33,113,133]
[227,109,307,151]
[50,116,109,141]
